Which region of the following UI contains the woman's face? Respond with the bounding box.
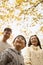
[30,36,38,46]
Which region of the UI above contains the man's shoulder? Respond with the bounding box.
[0,41,4,46]
[6,43,11,47]
[0,41,3,43]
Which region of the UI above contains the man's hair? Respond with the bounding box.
[13,35,26,46]
[4,28,12,33]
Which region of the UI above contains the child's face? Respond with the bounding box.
[30,36,38,46]
[13,37,26,51]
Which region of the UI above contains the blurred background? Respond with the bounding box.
[0,0,43,48]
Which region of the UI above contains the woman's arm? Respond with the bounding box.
[22,47,31,65]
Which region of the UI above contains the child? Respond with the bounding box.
[0,35,26,65]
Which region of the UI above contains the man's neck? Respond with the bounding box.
[2,38,7,43]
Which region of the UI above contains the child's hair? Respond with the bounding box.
[13,35,26,46]
[28,35,42,49]
[4,28,12,33]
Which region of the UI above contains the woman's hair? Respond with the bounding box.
[28,35,42,49]
[13,35,26,46]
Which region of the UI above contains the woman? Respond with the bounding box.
[22,35,43,65]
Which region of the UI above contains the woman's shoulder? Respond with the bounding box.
[22,46,30,54]
[23,46,30,51]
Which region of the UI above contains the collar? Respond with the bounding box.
[13,47,21,55]
[30,45,40,50]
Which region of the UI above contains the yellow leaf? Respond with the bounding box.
[16,0,23,5]
[40,26,43,32]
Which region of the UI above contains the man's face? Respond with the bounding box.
[13,37,26,50]
[3,30,11,39]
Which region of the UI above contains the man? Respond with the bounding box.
[0,27,12,52]
[0,35,26,65]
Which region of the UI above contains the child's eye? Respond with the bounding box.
[16,40,19,42]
